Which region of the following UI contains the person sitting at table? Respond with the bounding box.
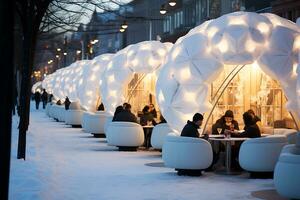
[247,109,262,130]
[149,103,157,118]
[212,110,239,135]
[139,105,156,126]
[123,102,128,109]
[113,103,138,123]
[112,106,123,121]
[181,113,203,138]
[228,112,261,138]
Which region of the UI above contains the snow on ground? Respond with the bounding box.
[9,102,287,200]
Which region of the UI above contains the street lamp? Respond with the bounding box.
[56,55,59,58]
[160,4,167,15]
[57,48,61,52]
[168,0,176,6]
[76,50,81,54]
[121,21,128,29]
[63,52,67,56]
[120,28,125,32]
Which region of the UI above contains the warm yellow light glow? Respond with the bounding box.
[108,75,115,83]
[185,91,196,101]
[180,66,191,81]
[245,39,256,52]
[92,65,100,72]
[157,48,166,57]
[110,90,117,97]
[292,63,298,77]
[217,38,229,53]
[79,78,83,85]
[140,44,151,50]
[90,74,96,81]
[293,36,300,51]
[228,17,246,26]
[148,57,156,66]
[257,22,270,34]
[86,91,93,96]
[132,58,139,66]
[207,26,218,39]
[128,50,135,57]
[107,62,113,69]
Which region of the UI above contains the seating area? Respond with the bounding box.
[33,11,300,199]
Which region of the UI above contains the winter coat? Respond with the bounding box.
[34,92,41,102]
[140,112,154,126]
[113,110,138,123]
[41,91,48,102]
[181,120,200,138]
[212,117,239,134]
[231,124,261,138]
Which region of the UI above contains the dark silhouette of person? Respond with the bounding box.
[140,105,156,126]
[64,97,71,110]
[34,91,41,110]
[212,110,239,135]
[113,103,137,123]
[149,103,157,118]
[112,106,124,121]
[181,113,203,138]
[41,89,48,109]
[97,103,105,111]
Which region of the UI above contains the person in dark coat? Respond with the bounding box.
[113,103,138,123]
[97,103,105,111]
[34,91,41,110]
[64,97,71,110]
[41,89,48,109]
[140,105,156,126]
[49,94,53,103]
[181,113,203,138]
[229,112,261,138]
[56,100,62,105]
[112,106,124,121]
[149,103,157,118]
[212,110,239,135]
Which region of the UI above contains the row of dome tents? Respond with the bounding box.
[35,12,300,200]
[39,11,300,133]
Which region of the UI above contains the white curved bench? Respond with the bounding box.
[104,116,113,135]
[162,134,213,175]
[106,122,144,151]
[273,128,298,144]
[274,133,300,199]
[81,111,107,137]
[239,135,287,173]
[150,123,173,150]
[65,109,83,127]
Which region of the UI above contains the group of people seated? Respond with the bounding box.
[112,102,166,126]
[180,109,262,171]
[181,109,261,139]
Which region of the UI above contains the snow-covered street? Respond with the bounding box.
[9,105,286,200]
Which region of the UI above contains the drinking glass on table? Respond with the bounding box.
[217,128,222,135]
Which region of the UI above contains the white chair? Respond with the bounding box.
[274,132,300,199]
[162,134,213,174]
[65,110,83,127]
[150,123,173,150]
[239,135,287,172]
[104,116,113,135]
[57,106,66,122]
[273,128,298,144]
[81,111,107,137]
[106,122,144,151]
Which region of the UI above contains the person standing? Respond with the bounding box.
[64,97,71,110]
[34,91,41,110]
[41,89,48,109]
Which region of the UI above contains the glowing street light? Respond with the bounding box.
[120,28,125,32]
[57,48,61,52]
[76,50,81,54]
[63,52,67,56]
[160,4,167,15]
[168,0,176,6]
[56,55,59,58]
[121,21,128,29]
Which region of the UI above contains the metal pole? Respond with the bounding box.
[81,40,84,60]
[149,20,152,40]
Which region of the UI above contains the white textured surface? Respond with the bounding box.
[9,103,283,200]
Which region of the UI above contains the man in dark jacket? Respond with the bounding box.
[181,113,203,138]
[113,103,138,123]
[34,91,41,110]
[41,89,48,109]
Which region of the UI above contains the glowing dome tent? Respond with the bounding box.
[101,41,172,115]
[31,81,42,93]
[42,73,55,94]
[156,12,300,133]
[76,54,113,112]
